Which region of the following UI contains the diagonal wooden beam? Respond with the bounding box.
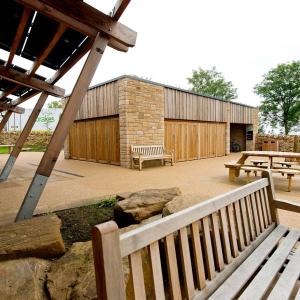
[111,0,131,20]
[0,66,65,97]
[0,111,13,132]
[16,0,137,48]
[16,33,109,221]
[5,7,32,67]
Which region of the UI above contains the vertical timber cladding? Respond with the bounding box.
[67,80,120,164]
[164,88,227,162]
[69,117,120,164]
[165,120,226,161]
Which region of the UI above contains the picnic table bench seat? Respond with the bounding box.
[271,168,300,192]
[92,171,300,300]
[131,145,174,170]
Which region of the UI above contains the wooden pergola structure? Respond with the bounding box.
[0,0,136,221]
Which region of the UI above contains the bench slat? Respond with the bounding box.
[179,227,195,299]
[191,221,206,290]
[164,234,182,299]
[239,229,300,299]
[227,204,239,258]
[255,190,266,231]
[259,189,269,227]
[211,212,225,271]
[234,201,245,251]
[129,250,146,300]
[263,187,272,224]
[203,216,216,280]
[149,241,165,300]
[219,207,232,264]
[240,198,251,246]
[250,193,261,236]
[267,242,300,300]
[245,195,256,241]
[209,224,288,300]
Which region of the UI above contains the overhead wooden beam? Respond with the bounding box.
[0,66,65,97]
[28,23,67,75]
[111,0,131,20]
[5,7,32,67]
[16,0,137,48]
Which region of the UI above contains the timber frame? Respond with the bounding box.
[0,0,136,221]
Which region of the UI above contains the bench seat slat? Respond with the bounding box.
[267,242,300,300]
[149,241,165,300]
[240,229,300,300]
[209,224,288,300]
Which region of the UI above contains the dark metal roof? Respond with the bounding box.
[0,0,87,70]
[0,59,45,98]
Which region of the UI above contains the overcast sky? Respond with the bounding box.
[8,0,300,108]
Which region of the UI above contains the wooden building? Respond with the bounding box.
[65,75,258,168]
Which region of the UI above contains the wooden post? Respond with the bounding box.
[15,33,108,221]
[262,170,279,224]
[92,221,126,300]
[0,110,13,132]
[0,93,48,181]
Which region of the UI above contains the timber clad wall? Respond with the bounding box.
[65,76,258,167]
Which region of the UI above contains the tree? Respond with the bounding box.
[48,100,63,109]
[254,61,300,135]
[187,66,238,100]
[37,110,55,131]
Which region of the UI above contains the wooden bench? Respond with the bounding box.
[0,144,14,154]
[131,145,174,171]
[241,166,264,182]
[92,170,300,300]
[224,161,241,181]
[273,161,299,168]
[271,168,300,192]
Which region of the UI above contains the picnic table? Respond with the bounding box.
[237,151,300,168]
[225,151,300,191]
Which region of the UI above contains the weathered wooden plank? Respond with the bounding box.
[208,224,287,300]
[227,204,239,258]
[211,212,225,271]
[219,207,232,264]
[239,229,300,299]
[164,234,182,299]
[240,198,250,246]
[267,242,300,300]
[149,241,165,300]
[233,201,245,251]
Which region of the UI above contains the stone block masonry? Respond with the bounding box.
[119,78,165,168]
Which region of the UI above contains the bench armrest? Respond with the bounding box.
[273,198,300,214]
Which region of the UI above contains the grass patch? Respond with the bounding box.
[0,147,9,154]
[93,196,117,208]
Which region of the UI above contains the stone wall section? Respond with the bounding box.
[119,78,165,168]
[255,134,300,152]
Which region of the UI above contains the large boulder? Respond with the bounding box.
[46,222,155,300]
[114,187,181,226]
[162,193,210,216]
[0,258,50,300]
[0,215,65,260]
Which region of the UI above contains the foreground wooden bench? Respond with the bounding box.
[92,171,300,299]
[131,145,174,170]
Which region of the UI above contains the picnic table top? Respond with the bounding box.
[241,151,300,158]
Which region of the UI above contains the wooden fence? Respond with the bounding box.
[165,120,226,162]
[69,117,120,164]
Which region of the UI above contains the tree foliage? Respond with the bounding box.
[187,66,238,100]
[254,61,300,135]
[48,100,63,109]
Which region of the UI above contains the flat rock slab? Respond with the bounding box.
[0,257,50,300]
[114,187,181,226]
[162,193,211,216]
[0,215,65,260]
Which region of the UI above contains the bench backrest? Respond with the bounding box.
[131,145,165,156]
[92,172,276,300]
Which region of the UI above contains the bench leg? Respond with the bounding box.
[139,159,142,171]
[229,168,236,182]
[245,171,251,183]
[287,175,293,192]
